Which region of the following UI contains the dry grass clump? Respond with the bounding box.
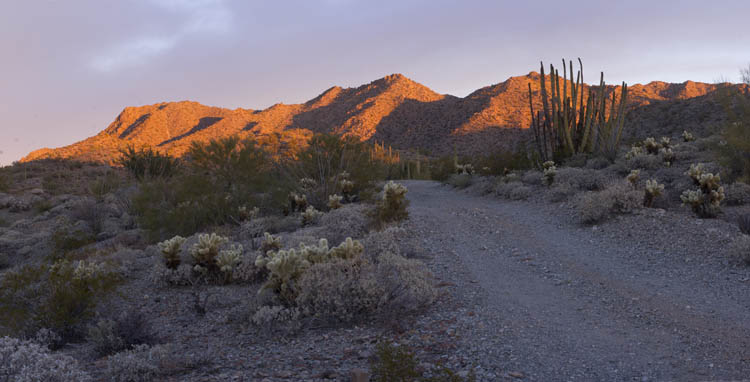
[575,182,641,224]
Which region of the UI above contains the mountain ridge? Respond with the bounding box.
[21,72,741,163]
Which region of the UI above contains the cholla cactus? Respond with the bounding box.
[455,163,474,175]
[643,179,665,208]
[643,137,660,154]
[299,177,318,191]
[681,164,724,217]
[157,235,186,269]
[72,260,105,280]
[216,244,243,274]
[260,232,281,254]
[339,179,355,195]
[237,206,259,222]
[660,147,675,167]
[626,170,640,188]
[190,233,229,269]
[301,206,323,226]
[256,237,365,301]
[625,145,645,160]
[328,194,343,209]
[682,130,695,142]
[328,237,364,260]
[660,137,672,150]
[288,192,308,212]
[542,161,556,186]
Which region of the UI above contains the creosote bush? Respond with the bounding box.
[575,182,641,224]
[0,260,120,342]
[117,146,178,182]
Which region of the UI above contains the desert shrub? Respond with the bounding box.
[446,174,472,189]
[70,199,110,235]
[150,264,194,286]
[547,182,575,202]
[680,163,725,218]
[730,234,750,266]
[429,156,458,182]
[521,170,541,185]
[739,214,750,235]
[542,161,556,186]
[374,252,437,318]
[472,149,532,176]
[0,336,92,381]
[88,172,121,200]
[495,182,531,201]
[627,152,663,170]
[117,146,178,182]
[643,179,664,208]
[370,341,476,382]
[454,163,474,175]
[319,203,370,244]
[0,260,120,341]
[556,167,607,191]
[725,182,750,205]
[249,305,302,334]
[0,172,9,193]
[106,344,176,382]
[87,311,155,357]
[50,227,96,261]
[373,181,409,226]
[282,134,391,207]
[295,256,381,323]
[714,90,750,183]
[585,156,612,170]
[576,182,641,224]
[131,137,283,241]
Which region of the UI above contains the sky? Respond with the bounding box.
[1,0,749,165]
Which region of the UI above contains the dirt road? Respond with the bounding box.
[404,180,750,381]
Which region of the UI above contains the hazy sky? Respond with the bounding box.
[1,0,749,165]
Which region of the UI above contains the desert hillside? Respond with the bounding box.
[20,73,741,163]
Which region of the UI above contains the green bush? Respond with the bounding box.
[370,341,476,382]
[715,89,750,183]
[429,156,457,182]
[472,149,532,176]
[0,260,120,342]
[117,146,178,182]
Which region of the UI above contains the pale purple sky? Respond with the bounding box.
[1,0,748,165]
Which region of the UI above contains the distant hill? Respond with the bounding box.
[21,72,743,163]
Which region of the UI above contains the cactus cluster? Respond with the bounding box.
[328,194,343,209]
[542,161,557,186]
[255,237,364,302]
[299,177,318,191]
[680,163,725,217]
[643,179,665,208]
[627,137,676,166]
[260,232,282,254]
[682,130,695,142]
[215,244,244,274]
[237,206,259,222]
[157,236,186,269]
[288,192,308,213]
[301,206,323,226]
[626,169,640,188]
[455,163,474,175]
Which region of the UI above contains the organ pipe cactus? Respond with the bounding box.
[528,58,629,162]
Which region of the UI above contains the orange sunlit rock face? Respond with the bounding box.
[20,73,742,163]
